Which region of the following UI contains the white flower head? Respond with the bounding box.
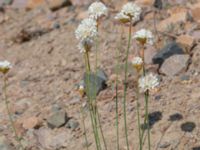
[121,2,141,21]
[75,18,98,52]
[75,18,98,41]
[138,73,159,93]
[0,60,12,74]
[133,29,154,45]
[88,2,108,20]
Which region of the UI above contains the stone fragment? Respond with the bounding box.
[153,42,185,66]
[47,110,67,128]
[160,54,190,77]
[22,116,42,129]
[66,119,79,130]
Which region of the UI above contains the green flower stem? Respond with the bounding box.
[136,73,142,150]
[94,23,107,150]
[141,45,146,76]
[140,91,151,150]
[123,19,132,150]
[145,91,151,150]
[84,52,101,150]
[3,76,24,150]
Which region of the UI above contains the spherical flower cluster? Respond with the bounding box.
[133,29,154,45]
[75,18,98,41]
[115,2,141,23]
[88,2,108,20]
[75,18,98,52]
[0,60,12,74]
[138,73,159,93]
[131,56,143,71]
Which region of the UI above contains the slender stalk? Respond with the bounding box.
[123,19,132,150]
[136,73,142,150]
[96,108,107,150]
[115,83,119,150]
[144,91,151,150]
[84,52,101,150]
[3,76,24,149]
[80,106,89,150]
[94,21,107,150]
[141,45,145,76]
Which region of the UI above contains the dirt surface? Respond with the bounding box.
[0,0,200,150]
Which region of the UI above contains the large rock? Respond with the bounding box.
[47,110,67,128]
[152,42,185,67]
[83,69,107,97]
[160,54,190,77]
[35,128,68,149]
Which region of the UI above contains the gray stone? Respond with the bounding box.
[0,136,14,150]
[160,54,190,77]
[83,69,107,97]
[51,104,62,112]
[66,119,79,130]
[154,0,162,10]
[96,69,108,82]
[152,42,184,67]
[47,110,67,129]
[159,141,171,148]
[180,75,190,81]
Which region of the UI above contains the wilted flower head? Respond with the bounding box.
[133,29,154,45]
[75,18,98,52]
[79,84,85,97]
[131,56,143,71]
[0,60,12,74]
[138,73,159,93]
[115,12,130,23]
[116,2,141,22]
[88,2,108,20]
